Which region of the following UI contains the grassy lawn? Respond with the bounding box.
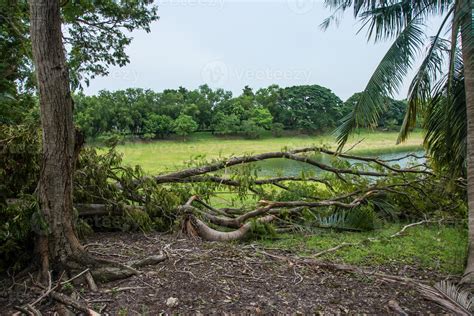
[113,130,424,174]
[257,224,467,275]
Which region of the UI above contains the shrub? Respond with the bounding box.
[240,119,265,139]
[172,114,198,138]
[271,122,285,137]
[212,112,240,135]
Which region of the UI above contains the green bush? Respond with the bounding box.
[271,122,285,137]
[212,112,240,135]
[172,114,198,138]
[95,131,126,145]
[240,119,265,139]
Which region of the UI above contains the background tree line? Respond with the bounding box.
[70,84,409,141]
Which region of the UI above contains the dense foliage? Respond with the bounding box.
[73,85,408,141]
[0,0,158,120]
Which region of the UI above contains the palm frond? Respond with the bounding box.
[322,0,452,41]
[398,7,454,143]
[335,19,425,149]
[0,92,16,101]
[434,280,474,313]
[320,0,353,30]
[358,1,417,42]
[318,207,378,231]
[424,56,466,177]
[352,0,453,18]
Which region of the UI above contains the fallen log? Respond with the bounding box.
[74,203,143,216]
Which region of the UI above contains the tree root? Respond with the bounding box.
[128,254,167,268]
[47,290,100,315]
[176,191,385,241]
[182,212,276,241]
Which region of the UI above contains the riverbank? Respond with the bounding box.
[112,131,424,174]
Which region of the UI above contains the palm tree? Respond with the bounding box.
[323,0,473,283]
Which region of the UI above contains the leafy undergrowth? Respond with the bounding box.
[257,224,467,275]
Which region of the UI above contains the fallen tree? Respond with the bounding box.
[107,146,459,241]
[1,141,467,279]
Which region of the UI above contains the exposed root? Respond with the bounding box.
[13,304,42,316]
[177,191,385,241]
[85,271,98,292]
[182,213,276,241]
[128,254,167,268]
[47,290,100,315]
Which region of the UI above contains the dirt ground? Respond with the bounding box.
[0,232,457,315]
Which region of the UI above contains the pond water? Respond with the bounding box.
[229,150,426,177]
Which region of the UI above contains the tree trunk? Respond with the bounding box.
[29,0,85,280]
[460,0,474,284]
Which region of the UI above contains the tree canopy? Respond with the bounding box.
[72,84,409,141]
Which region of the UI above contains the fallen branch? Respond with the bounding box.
[258,190,380,209]
[131,146,436,189]
[139,148,400,187]
[182,213,276,241]
[101,286,147,294]
[175,175,335,189]
[47,291,100,315]
[389,220,433,238]
[128,254,167,268]
[317,148,433,175]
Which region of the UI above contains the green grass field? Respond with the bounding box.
[113,130,424,174]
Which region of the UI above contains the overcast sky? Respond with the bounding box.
[83,0,442,101]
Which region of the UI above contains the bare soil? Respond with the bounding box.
[0,232,456,315]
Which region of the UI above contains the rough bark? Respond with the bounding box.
[29,0,86,280]
[460,0,474,284]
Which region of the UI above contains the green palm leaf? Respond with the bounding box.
[398,6,454,143]
[424,56,466,177]
[335,19,426,149]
